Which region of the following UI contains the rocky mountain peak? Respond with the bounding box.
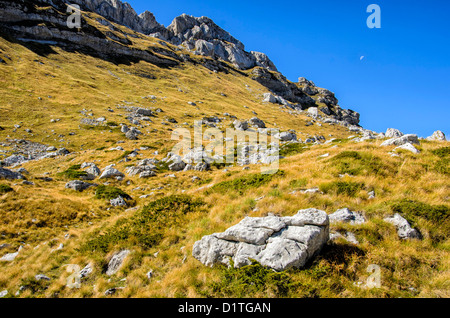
[167,13,244,49]
[69,0,163,34]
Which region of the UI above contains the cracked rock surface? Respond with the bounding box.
[192,208,329,271]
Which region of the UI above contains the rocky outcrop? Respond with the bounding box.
[0,0,179,67]
[380,134,420,147]
[192,208,329,271]
[426,130,446,141]
[167,14,277,71]
[70,0,167,36]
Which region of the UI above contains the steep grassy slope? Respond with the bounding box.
[0,7,449,299]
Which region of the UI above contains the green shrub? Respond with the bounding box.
[431,146,450,158]
[330,151,392,177]
[279,143,307,157]
[208,261,293,297]
[434,158,449,175]
[391,199,449,225]
[319,181,365,197]
[80,195,205,254]
[95,185,131,201]
[57,164,88,179]
[0,184,13,194]
[208,171,284,195]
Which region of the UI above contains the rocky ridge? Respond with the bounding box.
[0,0,360,123]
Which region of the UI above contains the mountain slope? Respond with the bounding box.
[0,0,448,299]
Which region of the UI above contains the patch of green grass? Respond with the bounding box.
[80,195,205,254]
[279,143,307,157]
[0,184,13,194]
[434,158,449,175]
[95,185,131,201]
[207,261,294,297]
[207,171,285,195]
[57,164,88,180]
[431,146,450,158]
[319,181,365,197]
[19,276,50,295]
[289,178,308,189]
[330,151,392,177]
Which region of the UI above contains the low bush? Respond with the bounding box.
[319,181,365,197]
[330,151,392,177]
[95,185,131,201]
[208,171,285,195]
[0,184,13,194]
[57,164,88,179]
[208,261,293,297]
[80,195,205,254]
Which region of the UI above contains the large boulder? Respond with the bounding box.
[380,134,420,147]
[99,165,125,179]
[192,208,329,271]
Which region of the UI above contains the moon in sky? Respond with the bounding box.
[360,56,365,61]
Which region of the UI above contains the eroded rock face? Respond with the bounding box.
[192,208,329,271]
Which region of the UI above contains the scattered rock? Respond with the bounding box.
[99,165,125,179]
[35,274,51,281]
[65,180,97,192]
[233,120,249,131]
[384,213,421,240]
[394,143,420,154]
[328,208,366,225]
[0,246,22,262]
[80,263,93,278]
[274,131,297,141]
[110,196,128,207]
[248,117,266,128]
[106,250,131,276]
[0,167,25,180]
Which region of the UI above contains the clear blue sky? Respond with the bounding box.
[127,0,449,138]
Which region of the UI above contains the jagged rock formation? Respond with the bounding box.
[192,209,330,271]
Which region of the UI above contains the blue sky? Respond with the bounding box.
[127,0,449,138]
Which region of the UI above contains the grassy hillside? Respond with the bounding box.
[0,9,449,298]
